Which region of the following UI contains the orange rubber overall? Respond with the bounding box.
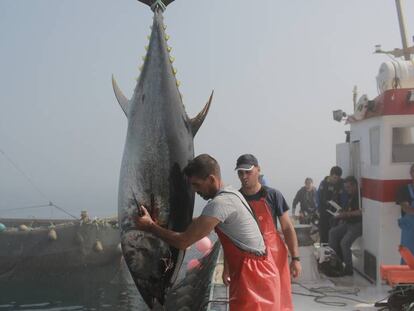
[216,227,280,311]
[249,197,293,311]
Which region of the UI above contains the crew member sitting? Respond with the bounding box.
[328,176,362,276]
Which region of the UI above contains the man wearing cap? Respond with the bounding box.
[225,154,300,311]
[135,154,281,310]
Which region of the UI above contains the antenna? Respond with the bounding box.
[374,0,414,59]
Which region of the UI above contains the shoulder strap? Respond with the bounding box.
[217,189,260,225]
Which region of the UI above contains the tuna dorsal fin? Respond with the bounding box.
[112,75,130,117]
[190,90,214,137]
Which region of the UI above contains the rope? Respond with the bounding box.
[0,148,49,200]
[292,282,371,307]
[0,202,78,219]
[0,147,77,219]
[50,203,78,219]
[0,203,54,213]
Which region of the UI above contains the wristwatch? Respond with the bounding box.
[291,256,300,261]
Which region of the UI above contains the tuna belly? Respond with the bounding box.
[121,230,176,306]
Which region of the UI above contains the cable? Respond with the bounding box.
[0,203,53,213]
[0,148,49,200]
[50,203,78,219]
[0,148,78,219]
[292,282,371,307]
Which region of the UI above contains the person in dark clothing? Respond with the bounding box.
[292,177,318,224]
[396,164,414,264]
[318,166,345,244]
[328,176,362,276]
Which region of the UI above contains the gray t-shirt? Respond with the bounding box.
[201,185,265,255]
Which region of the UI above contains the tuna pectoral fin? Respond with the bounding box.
[190,90,214,137]
[112,75,130,117]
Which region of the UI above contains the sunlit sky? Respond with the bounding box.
[1,0,413,218]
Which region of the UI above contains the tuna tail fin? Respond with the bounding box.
[190,90,214,137]
[112,75,130,117]
[137,0,175,11]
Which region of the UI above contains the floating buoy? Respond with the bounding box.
[19,224,29,232]
[93,240,103,252]
[0,223,6,232]
[195,237,212,254]
[48,228,57,241]
[186,259,200,270]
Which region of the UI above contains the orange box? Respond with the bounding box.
[380,265,410,280]
[386,270,414,287]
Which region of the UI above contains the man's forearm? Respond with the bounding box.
[148,223,188,250]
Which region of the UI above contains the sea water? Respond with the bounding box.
[0,246,204,311]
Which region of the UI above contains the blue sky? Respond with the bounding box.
[1,0,413,218]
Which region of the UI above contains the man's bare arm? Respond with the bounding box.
[279,211,302,278]
[136,206,219,250]
[279,212,299,257]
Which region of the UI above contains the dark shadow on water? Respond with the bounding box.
[0,261,149,311]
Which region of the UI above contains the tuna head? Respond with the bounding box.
[112,7,213,309]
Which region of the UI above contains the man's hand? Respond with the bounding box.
[335,210,346,219]
[290,260,302,279]
[135,205,154,231]
[222,266,231,286]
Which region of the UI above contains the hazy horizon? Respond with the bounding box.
[1,0,413,219]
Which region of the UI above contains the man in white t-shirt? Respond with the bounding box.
[136,154,280,310]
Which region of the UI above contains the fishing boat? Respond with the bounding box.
[204,1,414,310]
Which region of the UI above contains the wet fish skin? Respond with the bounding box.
[113,7,212,308]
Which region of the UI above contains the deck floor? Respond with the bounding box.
[292,273,390,310]
[208,269,392,310]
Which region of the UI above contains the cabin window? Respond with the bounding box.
[370,127,380,165]
[392,126,414,163]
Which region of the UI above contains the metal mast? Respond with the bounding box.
[395,0,411,60]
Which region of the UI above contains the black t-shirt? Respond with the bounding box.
[396,184,414,216]
[241,186,289,228]
[343,194,362,224]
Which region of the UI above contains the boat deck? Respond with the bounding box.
[292,273,390,310]
[207,252,392,311]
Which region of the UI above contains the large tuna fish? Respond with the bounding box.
[112,0,213,308]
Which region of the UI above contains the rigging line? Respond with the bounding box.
[0,148,48,200]
[51,203,78,220]
[0,148,77,219]
[0,203,52,213]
